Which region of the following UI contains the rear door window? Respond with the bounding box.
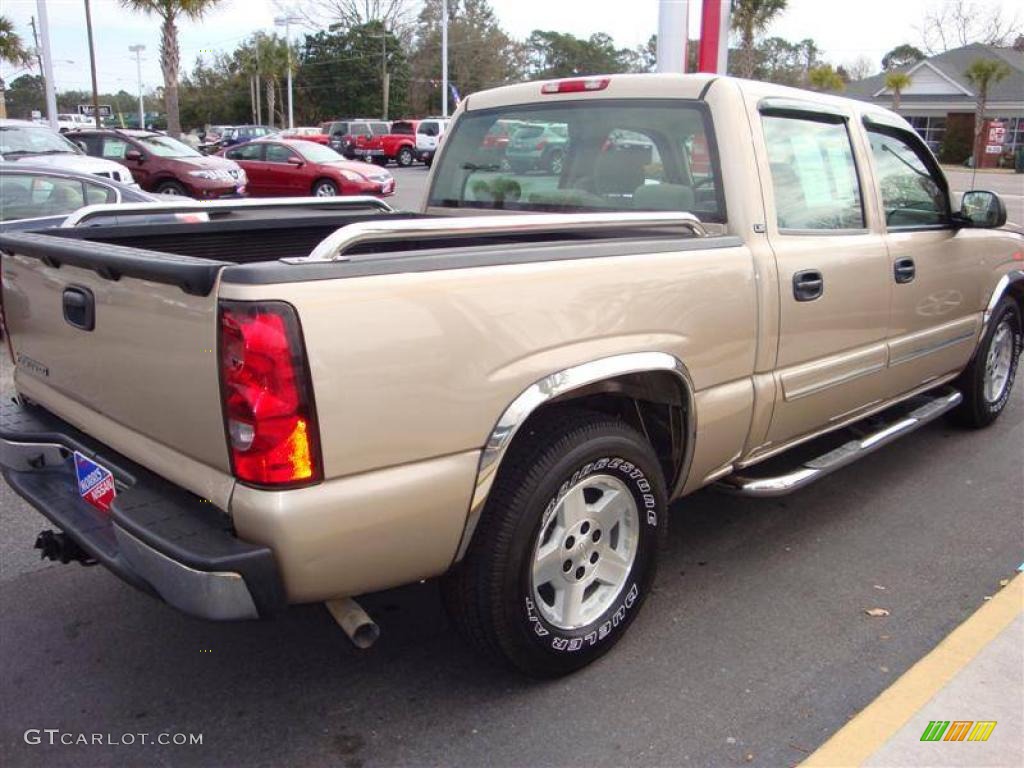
[762,114,865,231]
[227,143,263,161]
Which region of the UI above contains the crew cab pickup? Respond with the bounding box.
[352,119,419,167]
[1,75,1021,678]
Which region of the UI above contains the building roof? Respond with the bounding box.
[847,43,1024,106]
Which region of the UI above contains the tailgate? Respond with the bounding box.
[0,232,232,483]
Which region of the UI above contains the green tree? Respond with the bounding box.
[884,71,912,110]
[731,36,820,86]
[526,30,636,79]
[881,44,924,72]
[119,0,226,136]
[1,15,34,119]
[409,0,522,115]
[808,64,844,92]
[964,58,1011,161]
[731,0,787,79]
[2,73,42,119]
[255,34,292,128]
[296,22,410,122]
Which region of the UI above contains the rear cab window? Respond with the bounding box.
[391,121,416,136]
[427,99,725,221]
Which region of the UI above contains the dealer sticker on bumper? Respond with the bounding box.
[74,451,116,513]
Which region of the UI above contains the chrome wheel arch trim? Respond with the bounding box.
[453,351,696,562]
[981,269,1024,340]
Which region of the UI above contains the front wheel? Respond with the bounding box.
[396,147,414,167]
[312,179,338,197]
[155,180,188,197]
[950,295,1021,428]
[442,409,665,677]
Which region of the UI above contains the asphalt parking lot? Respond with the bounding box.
[1,164,1022,767]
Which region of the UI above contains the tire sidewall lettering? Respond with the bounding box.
[524,454,659,654]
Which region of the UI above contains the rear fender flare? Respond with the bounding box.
[452,352,696,562]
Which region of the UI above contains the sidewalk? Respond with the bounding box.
[803,573,1023,768]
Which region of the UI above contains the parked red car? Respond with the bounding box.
[352,119,419,167]
[278,127,332,145]
[220,139,394,197]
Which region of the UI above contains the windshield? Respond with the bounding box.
[427,100,725,220]
[136,134,201,158]
[0,125,82,158]
[296,142,346,163]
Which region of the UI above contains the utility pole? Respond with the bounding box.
[441,0,449,117]
[36,0,58,130]
[83,0,101,128]
[29,17,44,84]
[129,44,145,129]
[381,30,389,121]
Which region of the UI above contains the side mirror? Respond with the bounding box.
[125,149,144,162]
[959,190,1006,229]
[286,156,305,166]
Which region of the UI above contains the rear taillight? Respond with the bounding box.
[218,301,322,487]
[535,140,547,151]
[541,77,610,94]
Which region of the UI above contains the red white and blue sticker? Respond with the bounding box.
[73,451,116,514]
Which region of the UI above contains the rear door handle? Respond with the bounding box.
[793,269,824,302]
[894,258,916,284]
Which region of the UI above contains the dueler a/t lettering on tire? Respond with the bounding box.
[442,409,666,677]
[951,296,1022,428]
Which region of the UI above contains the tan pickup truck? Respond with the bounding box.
[1,74,1022,677]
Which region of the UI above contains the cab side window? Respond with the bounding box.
[265,144,298,163]
[867,128,948,228]
[762,114,865,231]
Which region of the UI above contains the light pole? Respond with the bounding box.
[129,45,145,129]
[274,15,300,130]
[36,0,58,129]
[441,0,449,117]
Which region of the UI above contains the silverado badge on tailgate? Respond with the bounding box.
[73,452,116,513]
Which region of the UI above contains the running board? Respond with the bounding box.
[717,387,962,497]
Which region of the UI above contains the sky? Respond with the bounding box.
[1,0,1020,96]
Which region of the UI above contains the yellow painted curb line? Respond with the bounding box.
[802,574,1024,768]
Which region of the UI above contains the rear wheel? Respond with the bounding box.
[312,179,338,197]
[396,147,414,167]
[441,409,665,677]
[155,180,188,197]
[951,296,1021,428]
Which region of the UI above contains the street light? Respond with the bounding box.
[274,14,301,130]
[129,45,145,129]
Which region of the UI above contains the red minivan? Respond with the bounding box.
[221,139,394,197]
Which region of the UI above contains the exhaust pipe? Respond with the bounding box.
[35,530,97,566]
[325,597,380,649]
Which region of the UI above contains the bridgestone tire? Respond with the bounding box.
[441,409,666,677]
[950,296,1021,428]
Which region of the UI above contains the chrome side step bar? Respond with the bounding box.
[716,387,962,497]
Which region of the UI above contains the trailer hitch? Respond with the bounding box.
[34,530,97,566]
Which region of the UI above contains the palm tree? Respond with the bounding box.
[1,15,34,119]
[884,71,912,111]
[255,34,290,129]
[119,0,225,136]
[731,0,787,79]
[964,58,1011,163]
